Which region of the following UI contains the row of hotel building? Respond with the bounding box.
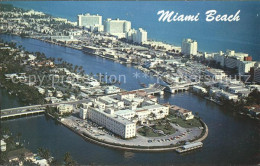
[180,39,260,82]
[77,13,147,44]
[212,50,260,82]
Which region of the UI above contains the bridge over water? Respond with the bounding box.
[0,99,90,119]
[134,84,166,95]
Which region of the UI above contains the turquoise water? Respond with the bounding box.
[2,1,260,60]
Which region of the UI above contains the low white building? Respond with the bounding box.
[205,69,227,80]
[216,90,238,100]
[87,81,100,87]
[1,140,6,152]
[177,109,194,120]
[105,86,121,94]
[114,104,169,123]
[193,86,207,94]
[36,86,45,95]
[57,104,73,115]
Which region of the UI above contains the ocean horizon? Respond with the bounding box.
[2,1,260,60]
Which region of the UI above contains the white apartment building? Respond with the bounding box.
[99,96,124,109]
[115,104,169,123]
[228,87,249,94]
[90,24,104,32]
[181,38,198,56]
[254,67,260,83]
[226,50,235,56]
[225,57,239,69]
[128,28,147,44]
[205,69,227,80]
[79,108,88,120]
[88,107,136,138]
[126,29,137,41]
[216,90,238,100]
[104,86,121,94]
[78,13,102,28]
[115,109,136,120]
[237,61,256,75]
[104,18,131,38]
[224,50,249,69]
[213,51,225,66]
[117,91,136,100]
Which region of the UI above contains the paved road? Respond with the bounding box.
[0,99,90,116]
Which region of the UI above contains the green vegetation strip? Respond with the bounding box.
[137,123,176,137]
[168,116,202,128]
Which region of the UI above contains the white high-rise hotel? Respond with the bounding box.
[181,38,198,55]
[135,28,147,44]
[104,18,131,38]
[78,13,102,28]
[127,28,148,44]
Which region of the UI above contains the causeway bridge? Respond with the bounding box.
[165,82,199,93]
[1,109,45,119]
[136,84,166,95]
[0,99,91,119]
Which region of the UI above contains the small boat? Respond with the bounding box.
[140,83,147,88]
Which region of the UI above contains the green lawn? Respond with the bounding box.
[168,115,202,128]
[137,127,161,137]
[153,123,176,135]
[137,123,176,137]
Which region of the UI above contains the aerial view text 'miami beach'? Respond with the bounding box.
[0,1,259,166]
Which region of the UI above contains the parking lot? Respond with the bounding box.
[62,116,203,147]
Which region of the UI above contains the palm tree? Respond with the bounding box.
[149,112,156,120]
[18,153,25,164]
[74,65,78,73]
[17,132,22,143]
[37,147,44,157]
[78,66,83,71]
[64,152,76,166]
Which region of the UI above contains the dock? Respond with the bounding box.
[175,142,203,153]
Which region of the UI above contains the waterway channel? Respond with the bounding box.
[1,34,259,165]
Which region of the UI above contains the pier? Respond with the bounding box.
[175,142,203,153]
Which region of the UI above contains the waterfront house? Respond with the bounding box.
[244,105,260,117]
[170,105,194,120]
[1,140,6,152]
[57,104,74,115]
[177,109,194,120]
